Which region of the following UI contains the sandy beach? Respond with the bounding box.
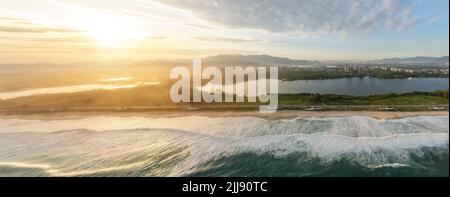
[0,110,448,120]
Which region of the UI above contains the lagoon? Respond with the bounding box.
[279,77,449,96]
[0,77,447,100]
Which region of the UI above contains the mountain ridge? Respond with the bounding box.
[1,55,449,67]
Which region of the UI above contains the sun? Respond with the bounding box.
[84,17,147,46]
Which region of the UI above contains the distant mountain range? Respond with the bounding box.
[373,56,449,65]
[202,55,449,66]
[202,54,320,66]
[1,55,448,68]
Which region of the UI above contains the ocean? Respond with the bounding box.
[0,115,448,177]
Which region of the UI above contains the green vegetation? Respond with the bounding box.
[278,90,449,105]
[279,70,449,81]
[0,85,447,112]
[279,70,361,80]
[366,70,448,79]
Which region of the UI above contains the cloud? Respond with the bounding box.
[0,26,81,33]
[0,17,37,25]
[155,0,428,36]
[0,35,92,43]
[148,35,169,40]
[0,16,81,33]
[426,16,441,24]
[191,36,261,43]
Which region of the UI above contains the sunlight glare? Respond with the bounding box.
[84,16,147,46]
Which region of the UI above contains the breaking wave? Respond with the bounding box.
[0,115,448,177]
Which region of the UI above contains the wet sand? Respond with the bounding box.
[0,110,448,120]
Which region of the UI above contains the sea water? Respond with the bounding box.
[0,115,448,177]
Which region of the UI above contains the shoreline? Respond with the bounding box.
[0,110,448,121]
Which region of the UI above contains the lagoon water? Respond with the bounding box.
[0,77,447,100]
[279,77,449,96]
[0,115,448,177]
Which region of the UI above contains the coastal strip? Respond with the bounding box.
[0,110,448,121]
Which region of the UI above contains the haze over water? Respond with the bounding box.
[0,77,448,100]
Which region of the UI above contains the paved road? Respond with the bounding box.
[0,104,448,113]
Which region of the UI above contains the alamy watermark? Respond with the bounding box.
[170,59,278,113]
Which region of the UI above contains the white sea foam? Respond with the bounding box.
[368,163,411,169]
[0,115,447,137]
[0,115,448,176]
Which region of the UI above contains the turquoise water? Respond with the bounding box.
[0,115,448,177]
[188,149,449,177]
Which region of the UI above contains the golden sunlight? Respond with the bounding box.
[83,16,147,46]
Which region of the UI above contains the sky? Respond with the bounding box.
[0,0,448,63]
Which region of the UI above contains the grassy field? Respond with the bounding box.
[0,85,447,111]
[278,90,449,105]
